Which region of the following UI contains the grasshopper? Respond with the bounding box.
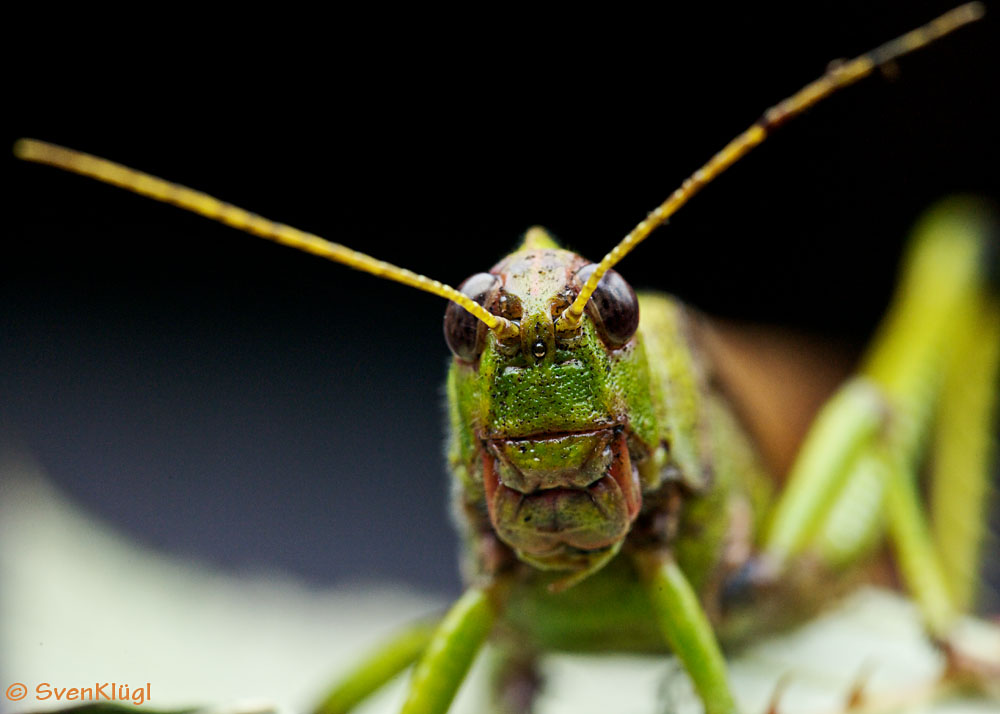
[12,4,999,713]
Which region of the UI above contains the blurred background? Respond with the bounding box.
[4,0,998,611]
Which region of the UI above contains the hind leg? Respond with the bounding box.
[748,203,1000,705]
[760,202,998,635]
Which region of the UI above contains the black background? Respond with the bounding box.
[5,1,998,599]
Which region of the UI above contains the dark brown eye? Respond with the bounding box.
[444,272,500,362]
[574,264,639,348]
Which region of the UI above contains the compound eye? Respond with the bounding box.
[574,264,639,348]
[444,272,500,362]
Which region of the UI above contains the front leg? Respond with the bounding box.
[401,581,507,714]
[633,549,738,714]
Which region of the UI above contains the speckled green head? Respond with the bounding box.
[445,228,661,581]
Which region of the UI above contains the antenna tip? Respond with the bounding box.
[950,1,986,25]
[12,138,56,162]
[13,138,36,159]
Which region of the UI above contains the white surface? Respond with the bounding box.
[2,453,996,714]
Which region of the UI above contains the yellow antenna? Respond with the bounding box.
[13,139,520,340]
[557,2,985,333]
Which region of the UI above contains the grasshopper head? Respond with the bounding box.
[445,230,658,580]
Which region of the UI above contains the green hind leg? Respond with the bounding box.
[927,289,1000,614]
[762,200,998,638]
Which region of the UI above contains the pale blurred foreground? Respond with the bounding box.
[2,453,997,714]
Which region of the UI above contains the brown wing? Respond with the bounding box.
[696,318,856,480]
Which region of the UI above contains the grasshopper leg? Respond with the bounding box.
[925,258,1000,687]
[313,618,440,714]
[927,287,1000,615]
[634,549,738,714]
[761,201,998,640]
[400,583,505,714]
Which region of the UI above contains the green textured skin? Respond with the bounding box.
[446,234,774,654]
